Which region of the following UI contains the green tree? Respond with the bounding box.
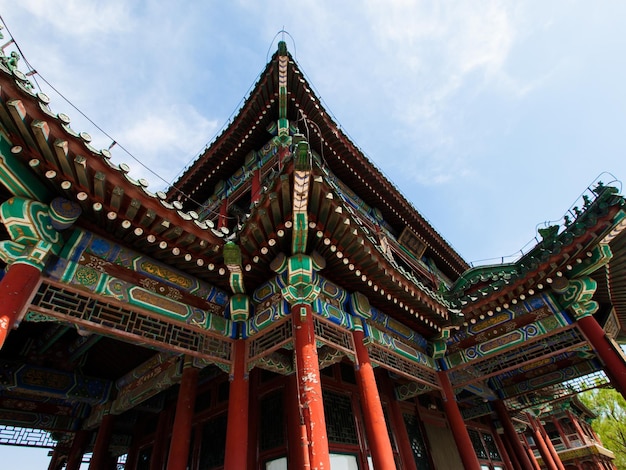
[579,388,626,469]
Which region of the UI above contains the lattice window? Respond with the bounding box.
[136,447,151,470]
[482,433,501,461]
[259,391,285,451]
[31,283,231,363]
[199,414,227,468]
[367,343,439,389]
[468,429,488,460]
[506,370,610,411]
[0,425,56,448]
[450,328,586,387]
[116,454,127,469]
[322,390,358,445]
[402,413,431,470]
[248,317,292,363]
[313,316,354,356]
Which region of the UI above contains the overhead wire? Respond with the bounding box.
[0,14,260,221]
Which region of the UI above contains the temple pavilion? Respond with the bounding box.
[0,36,624,470]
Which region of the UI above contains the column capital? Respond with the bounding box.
[224,241,245,294]
[277,253,325,306]
[552,276,598,320]
[0,196,81,270]
[229,293,250,322]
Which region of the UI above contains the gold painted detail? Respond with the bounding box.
[131,288,188,318]
[139,261,193,289]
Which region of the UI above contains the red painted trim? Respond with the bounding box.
[224,339,250,470]
[0,262,42,349]
[292,303,331,470]
[437,371,481,470]
[353,330,396,469]
[166,363,199,470]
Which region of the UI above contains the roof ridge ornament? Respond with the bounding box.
[278,40,288,56]
[277,41,290,147]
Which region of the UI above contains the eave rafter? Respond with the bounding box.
[0,65,230,285]
[170,43,468,283]
[452,195,625,321]
[303,169,451,335]
[285,84,468,280]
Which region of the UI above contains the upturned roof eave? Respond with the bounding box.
[167,51,281,204]
[448,190,626,318]
[168,45,469,279]
[0,62,227,270]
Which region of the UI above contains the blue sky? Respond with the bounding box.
[0,1,625,265]
[0,0,625,466]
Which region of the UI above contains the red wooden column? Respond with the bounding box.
[499,431,522,470]
[353,327,396,470]
[490,424,514,470]
[224,339,250,470]
[0,262,42,348]
[567,410,590,446]
[525,443,542,470]
[528,415,558,470]
[292,303,331,470]
[551,416,570,448]
[576,314,626,400]
[493,399,534,469]
[218,199,229,230]
[287,373,308,469]
[150,408,171,470]
[166,360,199,470]
[66,430,90,470]
[47,447,64,470]
[437,371,481,470]
[380,371,418,470]
[247,368,260,469]
[534,417,565,470]
[89,412,115,470]
[124,425,142,470]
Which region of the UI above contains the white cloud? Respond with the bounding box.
[111,105,220,191]
[16,0,132,36]
[357,1,520,184]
